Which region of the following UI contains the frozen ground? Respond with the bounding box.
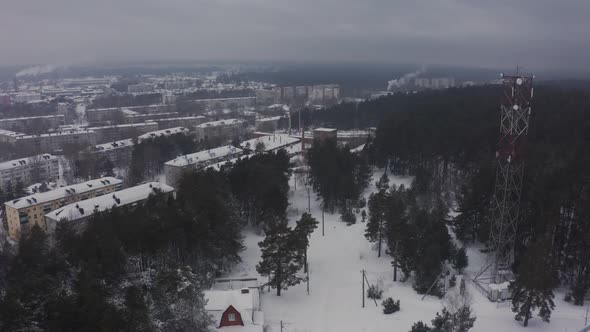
[224,169,589,332]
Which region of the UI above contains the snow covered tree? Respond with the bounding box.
[256,223,304,296]
[409,321,432,332]
[340,204,357,225]
[294,213,319,272]
[431,307,476,332]
[510,239,557,327]
[452,247,468,274]
[365,189,388,257]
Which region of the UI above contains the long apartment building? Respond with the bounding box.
[256,84,340,105]
[0,154,59,189]
[4,177,122,240]
[86,107,120,123]
[45,182,174,230]
[123,112,179,124]
[164,145,243,187]
[194,119,247,142]
[15,129,97,153]
[87,105,177,124]
[87,122,159,143]
[137,127,189,143]
[188,97,256,110]
[85,139,135,167]
[0,115,64,132]
[152,116,206,130]
[0,129,25,144]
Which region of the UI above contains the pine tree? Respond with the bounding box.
[294,213,319,272]
[256,223,304,296]
[340,204,357,225]
[366,189,388,257]
[510,239,557,327]
[453,247,468,274]
[409,321,432,332]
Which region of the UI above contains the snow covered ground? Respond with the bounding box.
[224,169,589,332]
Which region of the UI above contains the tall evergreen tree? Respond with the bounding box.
[256,223,304,296]
[510,239,557,327]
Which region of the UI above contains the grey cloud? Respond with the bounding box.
[1,0,589,71]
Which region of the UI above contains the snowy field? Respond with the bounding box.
[224,169,589,332]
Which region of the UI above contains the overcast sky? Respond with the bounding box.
[2,0,589,70]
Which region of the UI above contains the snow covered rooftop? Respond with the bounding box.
[155,116,205,122]
[45,182,173,222]
[5,177,122,209]
[0,129,26,137]
[190,96,255,102]
[137,127,189,142]
[17,129,95,139]
[165,145,243,168]
[206,155,252,171]
[0,114,64,122]
[90,139,134,152]
[196,119,246,128]
[239,134,299,152]
[204,290,255,312]
[255,116,283,123]
[313,127,337,133]
[87,122,157,130]
[0,154,57,171]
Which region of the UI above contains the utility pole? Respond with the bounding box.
[307,186,311,213]
[322,209,325,236]
[306,263,310,295]
[362,269,365,308]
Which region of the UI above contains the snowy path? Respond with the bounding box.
[225,170,589,332]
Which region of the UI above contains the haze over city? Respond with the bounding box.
[1,2,590,332]
[2,0,590,71]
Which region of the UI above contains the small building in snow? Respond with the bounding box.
[204,286,263,332]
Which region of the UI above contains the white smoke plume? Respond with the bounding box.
[16,64,60,77]
[387,66,426,91]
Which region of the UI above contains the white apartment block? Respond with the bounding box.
[164,145,243,187]
[15,129,97,153]
[4,177,122,240]
[194,119,247,142]
[0,154,59,189]
[0,115,64,132]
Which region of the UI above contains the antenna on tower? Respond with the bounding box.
[473,71,534,301]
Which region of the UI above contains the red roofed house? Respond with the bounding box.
[204,288,264,332]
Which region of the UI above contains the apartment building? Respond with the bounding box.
[87,122,159,143]
[194,119,247,142]
[0,115,64,132]
[4,177,122,240]
[123,112,179,124]
[0,154,59,189]
[151,116,206,130]
[86,107,121,123]
[45,182,174,230]
[188,97,256,110]
[85,139,135,167]
[0,129,25,144]
[15,129,97,153]
[137,127,189,143]
[164,145,243,187]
